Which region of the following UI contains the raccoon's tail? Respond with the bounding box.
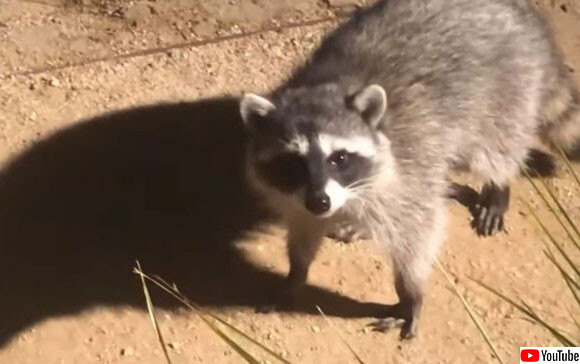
[538,83,580,158]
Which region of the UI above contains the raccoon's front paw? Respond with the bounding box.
[472,182,510,237]
[369,303,418,340]
[473,205,506,237]
[326,221,369,243]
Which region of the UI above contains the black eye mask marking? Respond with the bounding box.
[255,148,375,195]
[256,153,308,193]
[327,150,374,188]
[328,150,350,170]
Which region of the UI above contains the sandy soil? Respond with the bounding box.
[0,0,579,363]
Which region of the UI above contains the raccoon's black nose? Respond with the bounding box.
[305,191,331,215]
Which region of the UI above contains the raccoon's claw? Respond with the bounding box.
[472,183,510,237]
[368,318,416,340]
[326,221,370,243]
[368,317,405,332]
[369,304,418,340]
[474,205,506,237]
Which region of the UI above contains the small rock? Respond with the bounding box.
[120,347,134,356]
[311,325,320,333]
[168,342,181,350]
[325,0,359,7]
[49,77,60,87]
[124,3,153,26]
[265,331,276,340]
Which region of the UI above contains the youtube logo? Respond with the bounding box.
[520,347,580,362]
[521,349,539,362]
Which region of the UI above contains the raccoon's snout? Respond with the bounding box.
[305,190,331,215]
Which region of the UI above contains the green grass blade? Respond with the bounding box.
[521,166,580,250]
[473,278,577,346]
[150,273,289,361]
[152,274,292,364]
[543,250,580,308]
[135,268,263,364]
[201,309,292,364]
[566,306,580,333]
[197,314,261,364]
[542,248,580,331]
[315,305,366,364]
[556,144,580,189]
[436,260,505,364]
[520,301,578,347]
[525,202,580,278]
[133,267,292,364]
[135,261,173,364]
[534,172,580,244]
[543,244,580,292]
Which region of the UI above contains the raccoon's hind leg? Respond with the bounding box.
[473,182,510,237]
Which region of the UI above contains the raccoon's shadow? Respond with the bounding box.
[0,97,386,347]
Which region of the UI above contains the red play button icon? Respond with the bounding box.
[521,349,540,362]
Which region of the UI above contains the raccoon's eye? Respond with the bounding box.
[328,150,350,168]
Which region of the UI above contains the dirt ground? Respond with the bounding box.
[0,0,579,363]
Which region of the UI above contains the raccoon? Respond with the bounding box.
[239,0,580,339]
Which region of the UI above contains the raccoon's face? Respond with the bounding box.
[240,84,390,218]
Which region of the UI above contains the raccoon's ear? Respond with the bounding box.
[240,93,276,131]
[349,84,387,129]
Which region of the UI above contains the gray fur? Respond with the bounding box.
[240,0,580,339]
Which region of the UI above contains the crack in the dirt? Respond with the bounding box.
[3,15,346,79]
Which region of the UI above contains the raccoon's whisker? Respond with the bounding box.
[346,176,382,190]
[347,184,373,193]
[347,183,374,191]
[348,174,382,186]
[348,181,380,194]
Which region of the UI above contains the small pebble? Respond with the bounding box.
[120,347,134,356]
